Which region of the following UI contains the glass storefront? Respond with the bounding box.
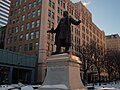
[12,68,31,84]
[0,66,10,84]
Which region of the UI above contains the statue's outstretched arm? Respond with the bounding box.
[70,17,81,25]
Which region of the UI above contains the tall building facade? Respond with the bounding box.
[0,0,11,28]
[5,0,106,82]
[0,26,6,49]
[106,34,120,51]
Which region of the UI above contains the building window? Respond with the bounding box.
[32,22,35,28]
[19,34,23,41]
[30,32,34,39]
[18,8,20,14]
[33,1,36,7]
[49,0,51,7]
[21,25,24,31]
[58,7,60,14]
[48,20,51,28]
[35,42,38,50]
[16,17,19,23]
[38,0,42,6]
[63,3,65,8]
[36,20,40,27]
[32,11,36,18]
[23,6,26,11]
[57,16,60,23]
[24,44,28,51]
[25,33,29,40]
[48,10,51,17]
[27,13,30,19]
[51,12,54,19]
[52,2,55,9]
[14,36,17,42]
[58,0,60,5]
[22,15,25,21]
[20,0,22,5]
[37,10,40,16]
[24,0,27,2]
[26,23,30,30]
[60,9,62,15]
[50,35,54,41]
[28,3,32,9]
[29,43,33,50]
[12,19,15,24]
[16,1,19,6]
[15,26,19,32]
[51,22,54,28]
[19,45,22,52]
[36,31,39,39]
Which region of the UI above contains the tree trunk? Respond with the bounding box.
[119,71,120,80]
[108,72,111,84]
[98,68,101,86]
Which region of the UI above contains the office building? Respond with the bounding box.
[0,0,11,28]
[5,0,106,82]
[106,34,120,51]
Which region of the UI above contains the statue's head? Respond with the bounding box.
[63,11,68,17]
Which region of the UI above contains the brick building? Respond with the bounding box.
[106,34,120,51]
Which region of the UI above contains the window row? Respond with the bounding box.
[71,26,80,36]
[6,42,39,52]
[48,20,54,28]
[48,9,54,19]
[15,0,27,6]
[47,33,54,41]
[58,7,63,15]
[75,36,80,44]
[58,0,65,8]
[10,9,40,24]
[8,20,40,34]
[49,0,55,9]
[71,43,81,52]
[7,31,39,44]
[75,28,80,36]
[15,0,41,7]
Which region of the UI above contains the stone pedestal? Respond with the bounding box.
[38,53,87,90]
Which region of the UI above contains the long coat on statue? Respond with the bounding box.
[53,16,81,47]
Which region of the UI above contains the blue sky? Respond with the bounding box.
[72,0,120,35]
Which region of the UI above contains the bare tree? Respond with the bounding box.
[112,50,120,80]
[104,49,115,83]
[90,41,104,85]
[80,41,104,85]
[80,44,92,84]
[104,49,120,83]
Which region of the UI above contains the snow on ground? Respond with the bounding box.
[87,81,120,90]
[41,84,68,89]
[0,81,120,90]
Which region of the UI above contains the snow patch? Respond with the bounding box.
[41,84,68,89]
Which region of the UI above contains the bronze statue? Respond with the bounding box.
[47,11,81,54]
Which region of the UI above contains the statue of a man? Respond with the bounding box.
[47,11,81,54]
